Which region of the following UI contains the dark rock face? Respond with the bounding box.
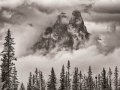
[34,10,90,54]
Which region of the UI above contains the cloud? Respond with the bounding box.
[91,0,120,14]
[81,0,120,23]
[0,0,24,9]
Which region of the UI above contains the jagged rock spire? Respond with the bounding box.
[34,10,90,55]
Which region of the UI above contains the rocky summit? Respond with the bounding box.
[34,10,90,54]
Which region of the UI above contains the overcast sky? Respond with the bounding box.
[0,0,120,88]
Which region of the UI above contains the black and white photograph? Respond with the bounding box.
[0,0,120,90]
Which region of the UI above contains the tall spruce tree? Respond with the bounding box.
[98,74,101,90]
[20,83,25,90]
[34,68,39,88]
[114,66,119,90]
[1,30,17,90]
[59,65,66,90]
[40,71,46,90]
[66,60,71,90]
[108,67,112,90]
[87,66,94,90]
[83,74,87,90]
[79,71,82,90]
[72,67,79,90]
[47,67,57,90]
[27,72,32,90]
[101,68,107,90]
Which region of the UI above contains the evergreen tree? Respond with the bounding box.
[1,30,17,90]
[98,74,101,90]
[47,67,57,90]
[27,72,32,90]
[114,66,119,90]
[40,71,46,90]
[83,74,87,90]
[59,65,66,90]
[79,71,82,90]
[87,66,94,90]
[72,67,79,90]
[34,68,39,88]
[66,60,71,90]
[20,83,25,90]
[108,67,112,90]
[101,68,107,90]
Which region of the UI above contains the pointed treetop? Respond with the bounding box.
[20,83,25,90]
[67,60,70,69]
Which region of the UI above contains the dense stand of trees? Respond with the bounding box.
[26,61,120,90]
[0,30,120,90]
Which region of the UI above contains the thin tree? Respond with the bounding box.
[108,67,112,90]
[1,29,17,90]
[59,65,66,90]
[66,60,71,90]
[79,71,82,90]
[34,68,39,88]
[87,66,94,90]
[98,74,101,90]
[72,67,79,90]
[114,66,119,90]
[101,68,107,90]
[47,67,57,90]
[27,72,32,90]
[40,71,46,90]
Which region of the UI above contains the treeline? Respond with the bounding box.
[26,61,120,90]
[0,30,120,90]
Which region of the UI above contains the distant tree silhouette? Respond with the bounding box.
[20,83,25,90]
[40,71,46,90]
[59,65,66,90]
[114,66,119,90]
[27,72,32,90]
[101,68,107,90]
[108,67,112,90]
[66,60,71,90]
[87,66,94,90]
[98,74,102,90]
[47,67,57,90]
[79,71,82,90]
[72,67,79,90]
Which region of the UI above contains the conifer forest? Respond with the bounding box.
[0,0,120,90]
